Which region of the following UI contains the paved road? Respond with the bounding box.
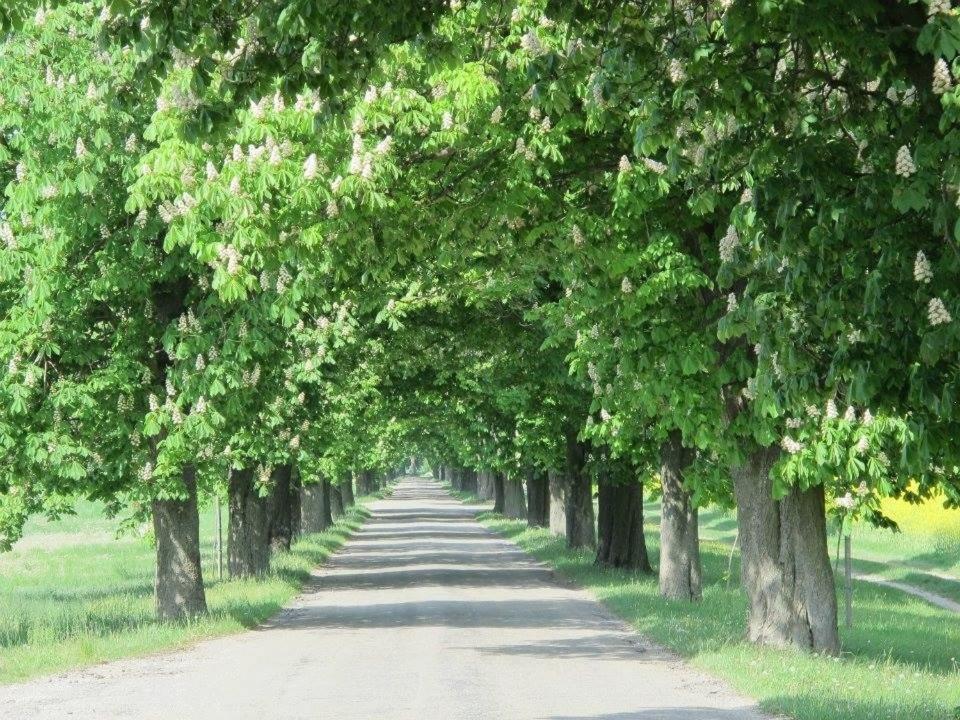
[1,477,769,720]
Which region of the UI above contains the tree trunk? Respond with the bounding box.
[329,480,345,519]
[342,474,355,507]
[493,472,505,514]
[461,468,478,495]
[267,464,293,553]
[596,470,651,572]
[548,469,567,536]
[476,470,495,501]
[432,466,440,480]
[659,431,702,601]
[299,481,331,534]
[732,445,840,654]
[228,468,271,577]
[564,430,595,549]
[290,467,302,540]
[355,469,373,495]
[451,467,464,491]
[526,468,549,527]
[502,473,526,519]
[153,465,207,620]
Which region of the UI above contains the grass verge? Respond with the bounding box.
[0,486,389,685]
[450,488,960,720]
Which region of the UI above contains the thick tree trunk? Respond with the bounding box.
[526,468,549,527]
[451,467,464,491]
[732,446,840,654]
[299,481,331,534]
[492,472,505,514]
[329,480,345,520]
[476,470,495,501]
[267,465,294,553]
[659,432,702,601]
[502,473,527,519]
[342,474,355,507]
[460,468,478,495]
[228,467,271,577]
[153,465,207,620]
[564,430,595,549]
[596,470,651,572]
[548,469,567,536]
[432,466,440,480]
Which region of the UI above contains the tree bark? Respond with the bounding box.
[153,465,207,620]
[290,467,302,540]
[355,469,374,495]
[451,467,464,491]
[501,472,526,519]
[228,468,271,577]
[476,469,495,501]
[595,468,651,572]
[526,468,549,527]
[329,479,345,520]
[492,472,505,514]
[460,468,478,495]
[548,469,567,536]
[564,430,595,549]
[659,432,702,601]
[732,445,840,654]
[267,464,293,553]
[299,481,331,534]
[341,474,355,507]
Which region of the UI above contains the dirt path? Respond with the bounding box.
[853,572,960,614]
[0,477,769,720]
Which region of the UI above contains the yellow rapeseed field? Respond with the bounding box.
[880,492,960,538]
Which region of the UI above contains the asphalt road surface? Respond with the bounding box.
[0,476,770,720]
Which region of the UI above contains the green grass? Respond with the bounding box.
[0,488,388,685]
[691,504,960,606]
[451,487,960,720]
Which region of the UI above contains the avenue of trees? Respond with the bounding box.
[1,0,959,655]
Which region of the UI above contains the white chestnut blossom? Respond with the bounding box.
[780,436,803,454]
[621,276,633,294]
[914,250,933,283]
[304,153,318,180]
[933,58,953,94]
[895,145,916,177]
[520,30,546,56]
[441,111,454,130]
[618,155,632,173]
[835,492,855,510]
[928,297,952,325]
[0,223,15,249]
[719,225,739,263]
[571,224,585,247]
[826,399,839,419]
[490,105,503,124]
[643,157,667,174]
[929,0,951,17]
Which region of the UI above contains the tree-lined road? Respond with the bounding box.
[0,478,767,719]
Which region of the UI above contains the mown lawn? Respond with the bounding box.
[456,491,960,720]
[0,491,382,685]
[688,497,960,605]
